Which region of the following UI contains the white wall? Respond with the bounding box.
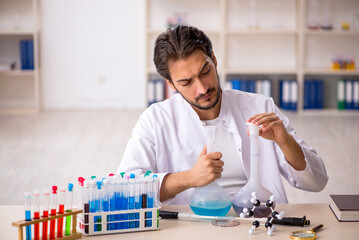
[41,0,146,109]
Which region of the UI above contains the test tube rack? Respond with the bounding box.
[12,208,82,240]
[78,207,160,236]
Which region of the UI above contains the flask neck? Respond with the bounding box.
[248,133,259,183]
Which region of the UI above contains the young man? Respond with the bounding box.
[118,25,328,204]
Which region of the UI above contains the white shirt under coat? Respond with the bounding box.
[117,89,329,204]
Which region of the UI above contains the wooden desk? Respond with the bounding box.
[1,204,358,240]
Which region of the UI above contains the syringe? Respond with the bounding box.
[33,190,41,240]
[24,191,32,240]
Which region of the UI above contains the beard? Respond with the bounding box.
[176,72,222,111]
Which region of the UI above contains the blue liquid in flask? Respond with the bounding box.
[190,201,232,217]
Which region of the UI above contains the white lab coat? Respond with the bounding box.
[118,89,328,204]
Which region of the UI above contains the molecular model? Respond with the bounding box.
[239,192,285,236]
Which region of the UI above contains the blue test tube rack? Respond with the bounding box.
[78,207,160,235]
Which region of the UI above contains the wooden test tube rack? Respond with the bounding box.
[12,209,83,240]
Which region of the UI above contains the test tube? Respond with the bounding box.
[109,177,116,230]
[153,175,160,207]
[83,180,90,234]
[24,191,32,240]
[102,179,110,230]
[65,183,73,236]
[141,176,148,209]
[49,186,57,239]
[33,190,41,240]
[153,175,160,228]
[42,189,50,240]
[77,177,84,231]
[123,176,129,229]
[134,177,142,228]
[57,186,65,238]
[128,174,135,228]
[146,177,153,227]
[95,181,103,231]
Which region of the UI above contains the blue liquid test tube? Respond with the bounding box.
[114,177,121,230]
[123,176,129,229]
[108,178,115,230]
[146,177,154,227]
[134,177,142,228]
[95,181,103,232]
[24,191,32,240]
[89,180,97,232]
[129,174,135,229]
[102,179,110,230]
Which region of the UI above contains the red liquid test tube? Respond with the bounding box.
[42,189,50,240]
[50,186,57,239]
[57,186,66,238]
[33,190,41,240]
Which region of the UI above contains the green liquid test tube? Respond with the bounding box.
[65,183,74,236]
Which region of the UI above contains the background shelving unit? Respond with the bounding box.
[145,0,359,114]
[0,0,41,114]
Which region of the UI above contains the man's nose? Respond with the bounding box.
[195,79,208,95]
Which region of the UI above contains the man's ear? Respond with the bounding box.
[211,51,217,67]
[166,79,176,91]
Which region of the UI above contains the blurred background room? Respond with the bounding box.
[0,0,358,205]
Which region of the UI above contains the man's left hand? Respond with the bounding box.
[247,112,290,145]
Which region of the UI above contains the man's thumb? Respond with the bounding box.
[200,145,207,156]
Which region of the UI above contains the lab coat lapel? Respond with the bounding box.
[219,91,251,180]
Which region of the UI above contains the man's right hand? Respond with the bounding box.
[188,145,224,188]
[160,145,224,202]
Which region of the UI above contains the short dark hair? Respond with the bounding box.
[153,25,214,82]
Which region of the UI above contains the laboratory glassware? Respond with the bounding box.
[24,191,32,240]
[232,123,274,218]
[189,126,232,217]
[33,190,41,240]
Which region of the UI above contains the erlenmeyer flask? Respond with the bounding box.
[232,123,274,217]
[189,126,232,216]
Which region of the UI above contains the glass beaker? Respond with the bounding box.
[189,126,232,217]
[232,123,274,218]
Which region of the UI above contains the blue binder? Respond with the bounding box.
[20,40,27,70]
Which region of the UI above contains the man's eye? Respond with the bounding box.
[202,68,210,75]
[182,81,190,86]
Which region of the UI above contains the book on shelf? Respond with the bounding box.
[279,79,298,111]
[329,194,359,222]
[337,79,359,110]
[148,78,177,106]
[225,79,271,97]
[303,79,324,109]
[20,40,34,70]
